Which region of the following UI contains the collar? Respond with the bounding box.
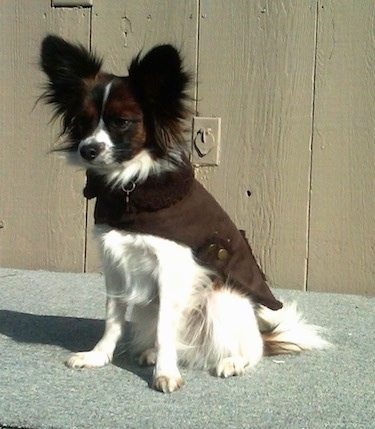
[83,160,195,214]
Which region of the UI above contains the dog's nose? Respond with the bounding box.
[80,143,105,161]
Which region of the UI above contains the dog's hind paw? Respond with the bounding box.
[152,374,184,393]
[138,348,157,366]
[65,351,111,369]
[215,357,248,378]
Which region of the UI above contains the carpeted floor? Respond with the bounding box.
[1,268,374,429]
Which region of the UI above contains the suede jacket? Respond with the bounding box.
[84,162,282,311]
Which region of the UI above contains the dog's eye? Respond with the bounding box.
[111,117,131,130]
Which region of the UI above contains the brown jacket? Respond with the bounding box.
[84,163,282,310]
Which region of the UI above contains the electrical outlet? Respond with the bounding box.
[192,117,221,166]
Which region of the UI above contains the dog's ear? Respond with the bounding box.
[128,45,191,152]
[40,34,102,131]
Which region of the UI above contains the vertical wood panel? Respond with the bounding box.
[197,0,317,289]
[0,1,90,271]
[2,0,373,297]
[85,0,199,271]
[308,0,375,295]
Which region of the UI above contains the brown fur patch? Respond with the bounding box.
[262,331,303,356]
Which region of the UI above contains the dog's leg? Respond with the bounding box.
[139,348,157,366]
[152,287,185,392]
[150,242,197,393]
[205,288,264,377]
[65,276,127,369]
[130,302,158,366]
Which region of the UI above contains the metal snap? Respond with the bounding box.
[217,248,228,260]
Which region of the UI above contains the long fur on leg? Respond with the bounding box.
[178,287,263,376]
[131,286,329,378]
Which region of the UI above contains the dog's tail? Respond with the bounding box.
[256,302,330,356]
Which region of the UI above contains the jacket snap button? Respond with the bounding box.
[208,243,217,253]
[217,248,228,260]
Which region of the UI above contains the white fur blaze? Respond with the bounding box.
[256,302,331,355]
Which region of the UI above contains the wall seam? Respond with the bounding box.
[83,5,94,273]
[194,0,201,115]
[305,0,320,291]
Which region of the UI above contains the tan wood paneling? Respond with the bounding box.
[2,0,374,296]
[307,0,375,295]
[0,1,90,271]
[84,0,199,271]
[196,1,317,290]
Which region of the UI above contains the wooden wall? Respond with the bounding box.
[1,0,374,296]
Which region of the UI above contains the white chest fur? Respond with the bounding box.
[97,227,210,306]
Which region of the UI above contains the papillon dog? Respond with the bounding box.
[40,35,328,393]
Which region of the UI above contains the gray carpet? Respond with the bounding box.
[1,268,374,429]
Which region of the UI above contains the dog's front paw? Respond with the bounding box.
[152,373,184,393]
[138,348,157,366]
[65,351,111,369]
[216,357,248,378]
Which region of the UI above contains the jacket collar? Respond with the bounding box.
[83,160,195,214]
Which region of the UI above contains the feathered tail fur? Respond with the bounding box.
[176,289,330,375]
[256,302,330,356]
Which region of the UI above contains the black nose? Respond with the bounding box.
[80,143,105,161]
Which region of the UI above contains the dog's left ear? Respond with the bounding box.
[128,45,191,151]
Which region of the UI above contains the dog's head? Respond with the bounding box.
[40,35,190,183]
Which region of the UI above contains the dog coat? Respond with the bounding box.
[83,162,283,311]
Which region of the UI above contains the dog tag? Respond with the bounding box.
[121,181,136,212]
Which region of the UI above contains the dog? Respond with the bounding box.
[40,35,329,392]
